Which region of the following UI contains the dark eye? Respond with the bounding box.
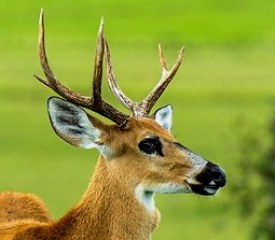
[138,137,164,156]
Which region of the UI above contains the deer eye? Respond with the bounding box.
[138,137,164,156]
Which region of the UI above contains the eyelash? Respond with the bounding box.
[138,137,164,157]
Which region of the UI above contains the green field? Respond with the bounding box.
[1,0,275,239]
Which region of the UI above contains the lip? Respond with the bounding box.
[188,183,220,196]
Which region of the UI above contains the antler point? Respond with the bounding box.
[98,16,104,34]
[33,74,50,87]
[39,8,44,24]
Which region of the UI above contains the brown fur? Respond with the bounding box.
[0,192,52,223]
[0,117,194,240]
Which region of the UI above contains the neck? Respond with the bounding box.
[53,156,160,240]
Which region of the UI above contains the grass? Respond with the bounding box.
[1,0,275,239]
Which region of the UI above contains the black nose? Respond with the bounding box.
[208,164,226,187]
[196,162,226,187]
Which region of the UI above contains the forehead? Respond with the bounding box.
[124,117,175,140]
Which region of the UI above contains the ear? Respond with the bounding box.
[152,105,173,132]
[47,97,109,153]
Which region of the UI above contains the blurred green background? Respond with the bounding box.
[0,0,274,239]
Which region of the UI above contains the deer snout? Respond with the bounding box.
[189,162,226,196]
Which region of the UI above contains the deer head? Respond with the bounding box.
[34,10,226,215]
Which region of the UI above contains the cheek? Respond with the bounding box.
[167,161,191,175]
[146,160,190,183]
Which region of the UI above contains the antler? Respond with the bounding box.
[105,40,184,118]
[35,9,184,122]
[34,9,129,125]
[141,44,184,114]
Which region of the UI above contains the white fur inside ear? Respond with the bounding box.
[153,105,173,132]
[46,97,116,158]
[48,98,101,149]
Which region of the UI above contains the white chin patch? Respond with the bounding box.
[143,183,190,194]
[135,183,191,213]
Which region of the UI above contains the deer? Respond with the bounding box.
[0,10,226,240]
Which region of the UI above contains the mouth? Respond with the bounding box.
[188,183,220,196]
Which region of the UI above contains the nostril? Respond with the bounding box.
[211,167,222,179]
[210,166,226,187]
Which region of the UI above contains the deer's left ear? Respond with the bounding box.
[152,105,173,132]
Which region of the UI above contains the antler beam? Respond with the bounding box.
[105,41,184,118]
[34,9,129,125]
[105,40,135,112]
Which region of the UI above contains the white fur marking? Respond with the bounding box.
[187,151,208,169]
[154,105,173,131]
[98,144,112,159]
[135,183,191,213]
[182,149,209,185]
[135,185,155,213]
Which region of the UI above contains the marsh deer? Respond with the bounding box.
[0,10,226,240]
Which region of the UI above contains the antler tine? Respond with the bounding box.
[140,44,185,115]
[105,39,135,112]
[34,9,92,106]
[34,10,129,125]
[92,17,104,107]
